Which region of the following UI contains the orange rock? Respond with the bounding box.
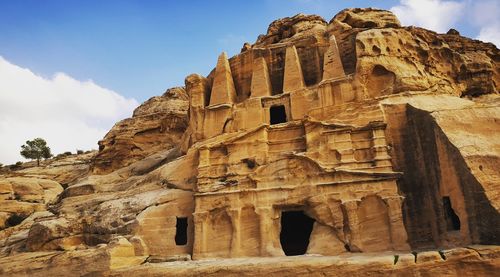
[0,7,499,276]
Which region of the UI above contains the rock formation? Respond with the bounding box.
[0,8,499,276]
[92,87,189,174]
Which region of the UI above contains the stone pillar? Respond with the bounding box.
[384,196,410,250]
[185,74,208,143]
[250,57,272,98]
[209,52,237,106]
[322,35,345,81]
[242,97,265,129]
[333,132,355,164]
[255,206,284,256]
[327,199,345,241]
[228,208,242,257]
[192,211,209,259]
[342,200,362,251]
[372,129,391,159]
[283,45,305,93]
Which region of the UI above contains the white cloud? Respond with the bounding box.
[0,56,139,164]
[391,0,465,33]
[471,0,500,46]
[477,24,500,46]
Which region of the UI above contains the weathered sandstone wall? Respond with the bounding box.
[0,7,498,276]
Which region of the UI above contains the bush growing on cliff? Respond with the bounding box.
[55,151,72,160]
[20,138,52,166]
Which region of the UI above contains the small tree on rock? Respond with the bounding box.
[20,138,52,166]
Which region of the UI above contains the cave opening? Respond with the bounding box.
[270,105,287,125]
[175,217,188,245]
[442,197,461,231]
[6,214,27,227]
[280,210,315,256]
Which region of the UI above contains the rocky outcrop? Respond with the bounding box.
[1,151,95,186]
[0,177,61,230]
[0,245,498,276]
[0,7,499,276]
[254,13,327,47]
[327,8,401,74]
[92,87,189,174]
[382,94,500,248]
[326,8,499,99]
[0,152,95,233]
[353,27,499,98]
[0,146,196,256]
[0,152,95,258]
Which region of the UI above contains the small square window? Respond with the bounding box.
[270,105,287,125]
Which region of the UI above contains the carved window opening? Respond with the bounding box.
[279,210,315,256]
[270,105,287,125]
[442,197,461,231]
[175,217,188,245]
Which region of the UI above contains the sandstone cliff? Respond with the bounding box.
[92,87,189,174]
[0,8,499,277]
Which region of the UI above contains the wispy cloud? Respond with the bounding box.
[390,0,498,46]
[0,56,138,164]
[390,0,465,33]
[471,0,500,46]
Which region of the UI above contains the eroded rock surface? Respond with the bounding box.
[0,7,499,276]
[93,87,189,174]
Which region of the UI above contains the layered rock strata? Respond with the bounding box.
[0,7,499,276]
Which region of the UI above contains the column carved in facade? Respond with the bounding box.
[383,196,410,250]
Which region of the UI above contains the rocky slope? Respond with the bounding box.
[92,87,189,174]
[0,7,499,276]
[0,152,94,232]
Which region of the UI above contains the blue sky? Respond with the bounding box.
[1,0,495,102]
[0,0,397,102]
[0,0,498,164]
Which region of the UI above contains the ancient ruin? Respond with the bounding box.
[0,8,499,276]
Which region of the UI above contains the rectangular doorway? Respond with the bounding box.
[175,217,188,245]
[279,210,315,256]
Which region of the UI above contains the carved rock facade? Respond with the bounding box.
[0,8,499,276]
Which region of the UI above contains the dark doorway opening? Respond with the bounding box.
[280,210,315,256]
[442,197,461,231]
[270,105,287,125]
[175,217,188,245]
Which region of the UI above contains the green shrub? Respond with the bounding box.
[9,161,23,170]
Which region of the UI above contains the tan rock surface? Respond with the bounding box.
[93,87,189,174]
[0,177,62,232]
[254,13,327,47]
[0,7,499,276]
[382,94,500,248]
[111,247,499,277]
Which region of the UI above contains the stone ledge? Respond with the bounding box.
[109,245,500,276]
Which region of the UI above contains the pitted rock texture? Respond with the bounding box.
[0,7,499,276]
[254,13,327,47]
[92,87,189,174]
